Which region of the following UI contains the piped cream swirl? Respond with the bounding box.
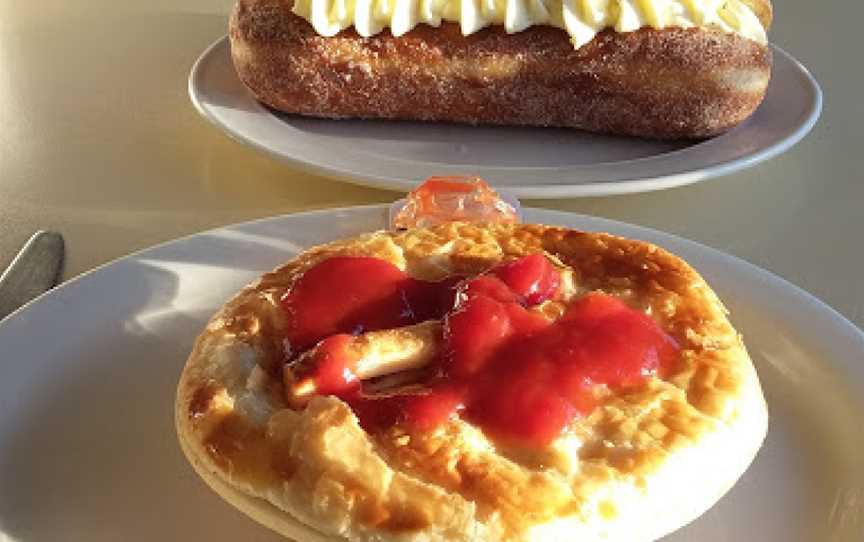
[292,0,767,48]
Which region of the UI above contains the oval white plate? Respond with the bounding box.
[0,206,861,541]
[190,37,822,198]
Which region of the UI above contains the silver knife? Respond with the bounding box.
[0,231,65,321]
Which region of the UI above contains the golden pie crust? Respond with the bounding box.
[175,222,768,541]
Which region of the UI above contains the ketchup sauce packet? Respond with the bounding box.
[389,176,522,230]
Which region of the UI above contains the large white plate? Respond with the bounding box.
[0,206,861,541]
[190,36,822,197]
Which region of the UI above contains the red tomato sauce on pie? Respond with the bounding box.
[282,254,679,447]
[281,256,460,352]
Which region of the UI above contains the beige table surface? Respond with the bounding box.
[0,0,860,329]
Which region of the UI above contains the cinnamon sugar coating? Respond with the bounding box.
[229,0,772,139]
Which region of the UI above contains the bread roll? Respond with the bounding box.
[229,0,772,139]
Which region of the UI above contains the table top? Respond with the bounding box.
[0,0,860,329]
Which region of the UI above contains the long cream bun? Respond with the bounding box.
[229,0,773,139]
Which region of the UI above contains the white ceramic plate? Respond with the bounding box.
[0,206,861,541]
[190,37,822,198]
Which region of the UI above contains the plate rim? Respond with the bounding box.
[189,36,823,198]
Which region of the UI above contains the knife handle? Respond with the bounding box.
[0,231,65,321]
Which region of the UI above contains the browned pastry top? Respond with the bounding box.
[176,222,768,542]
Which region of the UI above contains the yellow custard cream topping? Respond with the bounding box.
[292,0,766,48]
